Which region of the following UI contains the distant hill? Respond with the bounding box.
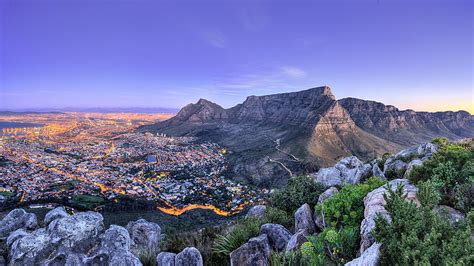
[139,86,474,187]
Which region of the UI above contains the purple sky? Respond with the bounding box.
[1,0,472,113]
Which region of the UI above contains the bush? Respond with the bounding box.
[315,177,386,229]
[409,139,474,212]
[373,183,474,265]
[264,207,294,230]
[212,218,262,257]
[269,175,325,214]
[269,251,299,266]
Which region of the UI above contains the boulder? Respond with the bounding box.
[313,156,372,187]
[0,255,4,266]
[403,159,423,179]
[259,224,291,251]
[156,252,176,266]
[108,251,143,266]
[6,229,28,248]
[318,187,339,204]
[294,204,316,234]
[246,205,267,219]
[372,163,385,180]
[42,247,87,266]
[345,242,381,266]
[383,159,407,179]
[383,142,438,179]
[175,247,203,266]
[359,179,418,253]
[44,207,69,226]
[436,205,465,225]
[9,228,54,265]
[126,219,161,251]
[47,211,104,253]
[230,234,271,266]
[0,209,37,238]
[285,229,309,253]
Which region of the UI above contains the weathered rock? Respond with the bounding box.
[437,205,465,225]
[313,156,372,187]
[230,234,271,266]
[0,255,4,266]
[403,159,423,179]
[0,209,37,238]
[246,205,267,219]
[47,211,104,253]
[156,252,176,266]
[383,159,407,179]
[108,251,142,266]
[44,207,69,226]
[6,229,28,248]
[101,225,131,252]
[383,142,438,179]
[318,187,339,204]
[42,247,87,266]
[285,229,309,253]
[294,204,316,234]
[260,224,291,251]
[360,179,418,253]
[175,247,203,266]
[9,228,54,265]
[372,163,385,179]
[345,242,381,266]
[126,219,161,251]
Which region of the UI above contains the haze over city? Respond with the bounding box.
[1,0,472,113]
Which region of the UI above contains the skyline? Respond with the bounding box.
[1,0,473,113]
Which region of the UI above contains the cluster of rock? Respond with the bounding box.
[0,207,204,266]
[156,247,203,266]
[234,142,461,266]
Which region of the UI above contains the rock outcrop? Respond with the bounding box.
[383,142,438,179]
[436,205,465,225]
[312,156,372,187]
[43,207,69,226]
[230,234,271,266]
[156,252,176,266]
[175,247,203,266]
[285,229,309,253]
[318,187,339,204]
[259,224,291,252]
[359,179,419,253]
[345,242,381,266]
[0,209,37,239]
[126,219,161,252]
[294,204,316,234]
[246,205,267,219]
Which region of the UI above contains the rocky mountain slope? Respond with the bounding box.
[140,86,474,186]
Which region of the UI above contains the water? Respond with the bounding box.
[0,121,44,136]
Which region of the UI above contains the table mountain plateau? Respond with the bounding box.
[139,86,474,187]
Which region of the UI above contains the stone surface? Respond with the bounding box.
[285,229,309,253]
[175,247,203,266]
[156,252,176,266]
[259,224,291,251]
[404,159,423,179]
[360,179,418,253]
[345,242,381,266]
[318,187,339,204]
[372,163,385,179]
[0,209,37,239]
[44,207,69,226]
[126,219,161,251]
[246,205,267,219]
[9,228,54,265]
[436,205,465,225]
[313,156,372,187]
[230,234,271,266]
[294,204,316,234]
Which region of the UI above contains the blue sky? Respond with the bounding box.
[0,0,472,113]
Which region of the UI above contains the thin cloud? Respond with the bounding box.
[200,29,227,48]
[280,66,307,78]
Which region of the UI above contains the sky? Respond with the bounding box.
[0,0,472,113]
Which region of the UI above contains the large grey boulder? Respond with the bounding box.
[6,229,28,249]
[285,229,309,253]
[312,156,372,187]
[383,159,407,179]
[294,204,316,234]
[126,219,161,252]
[156,252,176,266]
[436,205,465,225]
[360,179,418,253]
[44,207,69,226]
[260,224,291,251]
[9,228,54,265]
[230,234,271,266]
[345,242,381,266]
[383,142,438,179]
[175,247,203,266]
[372,163,385,180]
[0,209,37,238]
[246,205,267,219]
[318,187,339,204]
[47,211,105,253]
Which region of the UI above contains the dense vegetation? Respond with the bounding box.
[373,183,473,265]
[301,177,386,265]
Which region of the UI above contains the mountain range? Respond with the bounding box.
[140,86,474,187]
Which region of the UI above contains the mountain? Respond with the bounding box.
[139,86,474,187]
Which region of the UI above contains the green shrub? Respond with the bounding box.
[409,140,474,212]
[377,153,391,169]
[212,218,262,257]
[269,175,325,214]
[373,184,474,265]
[264,207,294,230]
[269,251,299,266]
[315,177,386,229]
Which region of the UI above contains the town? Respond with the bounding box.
[0,113,265,216]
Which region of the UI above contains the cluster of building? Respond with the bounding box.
[0,113,264,214]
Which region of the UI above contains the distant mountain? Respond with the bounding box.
[139,86,474,187]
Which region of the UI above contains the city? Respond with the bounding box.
[0,112,265,216]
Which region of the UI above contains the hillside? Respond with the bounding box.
[140,86,474,186]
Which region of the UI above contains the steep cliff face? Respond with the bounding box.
[139,87,473,186]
